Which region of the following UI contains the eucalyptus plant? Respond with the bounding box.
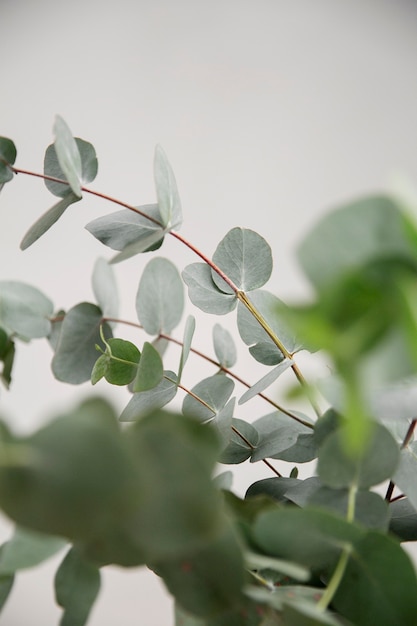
[0,117,417,625]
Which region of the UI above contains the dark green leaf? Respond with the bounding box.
[0,527,66,575]
[52,303,112,384]
[212,323,237,368]
[282,600,345,626]
[53,116,82,197]
[0,137,16,184]
[182,263,237,315]
[393,442,417,510]
[0,329,15,389]
[154,144,182,229]
[333,531,417,626]
[246,477,301,503]
[318,422,399,489]
[182,374,235,422]
[55,547,100,626]
[389,498,417,541]
[20,192,81,250]
[154,524,244,617]
[119,371,178,421]
[211,228,273,294]
[132,341,163,392]
[0,281,53,339]
[0,575,13,613]
[219,418,258,464]
[136,257,184,334]
[92,337,140,386]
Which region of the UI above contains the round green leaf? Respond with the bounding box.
[132,341,163,392]
[182,263,237,315]
[0,137,16,184]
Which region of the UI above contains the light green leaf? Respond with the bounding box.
[119,371,178,421]
[55,547,100,626]
[20,193,81,250]
[237,291,301,364]
[53,116,82,198]
[211,228,273,294]
[0,281,53,339]
[44,138,98,198]
[182,374,235,422]
[213,397,235,450]
[182,263,237,315]
[251,411,313,463]
[213,323,237,368]
[297,194,417,292]
[0,137,16,184]
[110,230,165,263]
[52,303,112,384]
[91,258,119,321]
[154,144,182,229]
[177,316,196,384]
[132,341,163,392]
[393,442,417,510]
[0,527,66,575]
[239,360,292,405]
[136,257,184,334]
[318,421,399,489]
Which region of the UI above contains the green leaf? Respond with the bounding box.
[393,442,417,509]
[237,291,301,364]
[153,524,244,617]
[389,498,417,541]
[0,137,16,184]
[253,508,362,570]
[182,263,237,315]
[219,418,259,464]
[92,337,140,386]
[246,477,302,503]
[44,137,98,198]
[136,257,184,334]
[53,116,82,198]
[333,531,417,626]
[318,421,399,489]
[119,371,178,421]
[85,204,165,252]
[178,316,196,383]
[251,411,313,463]
[20,192,81,250]
[52,303,112,384]
[132,341,163,392]
[245,551,310,582]
[0,329,15,389]
[212,323,237,368]
[55,547,100,626]
[0,281,53,339]
[0,575,13,613]
[211,228,273,294]
[154,144,182,229]
[91,258,119,321]
[0,527,66,575]
[182,374,235,422]
[282,600,345,626]
[239,360,292,405]
[297,194,417,292]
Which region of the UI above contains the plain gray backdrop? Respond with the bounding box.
[1,1,417,624]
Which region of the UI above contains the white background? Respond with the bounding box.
[1,1,417,624]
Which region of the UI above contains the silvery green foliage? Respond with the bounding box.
[1,120,417,626]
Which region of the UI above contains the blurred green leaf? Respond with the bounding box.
[389,498,417,541]
[91,258,119,322]
[182,374,235,422]
[211,228,272,294]
[246,477,302,503]
[0,137,16,184]
[52,303,112,384]
[0,527,66,575]
[119,371,178,421]
[53,116,82,198]
[154,144,182,229]
[318,422,399,489]
[212,324,237,368]
[282,600,345,626]
[0,281,53,339]
[393,442,417,510]
[0,575,13,613]
[132,341,163,392]
[136,257,184,334]
[55,547,100,626]
[0,328,15,389]
[182,263,237,315]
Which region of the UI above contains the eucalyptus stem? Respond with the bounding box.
[14,165,320,417]
[316,544,351,612]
